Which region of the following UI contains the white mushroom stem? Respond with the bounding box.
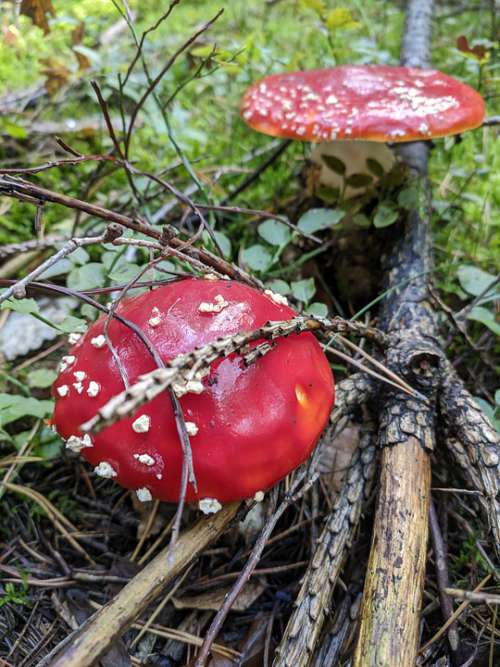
[311,140,395,199]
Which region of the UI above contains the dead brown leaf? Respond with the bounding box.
[173,581,265,612]
[20,0,55,35]
[39,57,71,96]
[456,35,488,61]
[319,423,360,494]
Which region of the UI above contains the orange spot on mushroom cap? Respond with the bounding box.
[295,382,333,444]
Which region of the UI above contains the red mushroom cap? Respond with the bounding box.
[52,279,334,504]
[241,65,484,143]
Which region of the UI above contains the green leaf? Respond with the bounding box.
[266,279,290,295]
[291,278,316,303]
[0,394,53,428]
[67,263,106,291]
[398,186,419,210]
[297,208,343,234]
[28,368,58,389]
[258,219,291,246]
[241,244,273,272]
[54,315,87,334]
[466,306,500,336]
[315,184,341,204]
[69,247,90,266]
[202,231,232,258]
[326,7,360,30]
[80,304,99,321]
[473,397,499,431]
[345,173,373,188]
[366,158,385,178]
[2,121,27,139]
[1,298,40,315]
[373,202,399,228]
[38,258,74,280]
[306,301,328,316]
[352,213,371,228]
[213,231,232,258]
[457,265,499,300]
[108,263,141,284]
[321,154,346,175]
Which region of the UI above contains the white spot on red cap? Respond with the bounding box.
[185,421,199,436]
[264,289,288,306]
[198,294,228,314]
[91,335,106,348]
[94,461,117,478]
[68,333,82,345]
[133,453,155,466]
[87,381,100,398]
[66,434,93,452]
[59,355,76,372]
[132,414,151,433]
[136,487,152,502]
[57,385,69,397]
[73,371,86,382]
[198,498,222,514]
[148,307,162,327]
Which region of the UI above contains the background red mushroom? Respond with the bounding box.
[52,278,334,505]
[241,65,485,197]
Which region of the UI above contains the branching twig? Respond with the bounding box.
[194,470,319,667]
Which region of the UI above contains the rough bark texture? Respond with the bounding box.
[274,423,377,667]
[354,1,436,665]
[440,370,500,557]
[330,373,375,427]
[312,586,363,667]
[353,438,431,666]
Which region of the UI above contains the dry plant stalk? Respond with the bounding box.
[47,503,240,667]
[353,437,431,665]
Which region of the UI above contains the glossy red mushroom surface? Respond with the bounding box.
[52,279,334,504]
[241,65,484,142]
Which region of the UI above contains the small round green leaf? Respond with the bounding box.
[373,202,399,228]
[297,208,343,234]
[241,244,273,272]
[258,219,291,246]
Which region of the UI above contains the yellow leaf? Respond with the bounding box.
[300,0,327,16]
[20,0,55,35]
[326,7,361,31]
[191,44,217,58]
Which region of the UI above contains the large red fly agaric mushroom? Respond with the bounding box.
[52,279,334,508]
[241,65,484,196]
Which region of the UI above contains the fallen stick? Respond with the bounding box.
[46,503,240,667]
[353,0,436,664]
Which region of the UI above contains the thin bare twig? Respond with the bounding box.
[195,471,318,666]
[124,9,224,157]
